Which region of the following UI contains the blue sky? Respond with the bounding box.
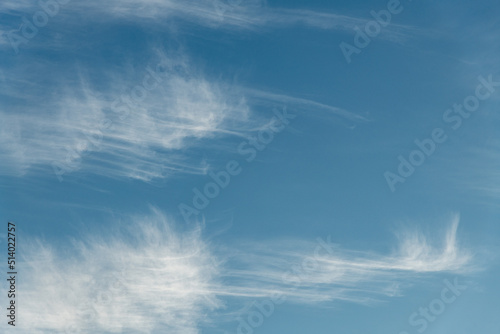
[1,0,499,333]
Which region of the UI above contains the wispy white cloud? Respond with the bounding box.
[245,88,372,124]
[1,210,475,333]
[7,209,222,334]
[0,48,368,181]
[0,53,253,180]
[0,0,421,47]
[0,0,415,181]
[221,213,473,306]
[76,0,420,41]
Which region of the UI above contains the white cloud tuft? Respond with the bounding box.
[10,209,221,334]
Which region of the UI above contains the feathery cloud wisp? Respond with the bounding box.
[4,211,475,333]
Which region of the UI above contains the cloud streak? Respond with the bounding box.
[0,53,253,180]
[0,0,421,49]
[0,49,368,181]
[221,214,473,306]
[1,210,475,333]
